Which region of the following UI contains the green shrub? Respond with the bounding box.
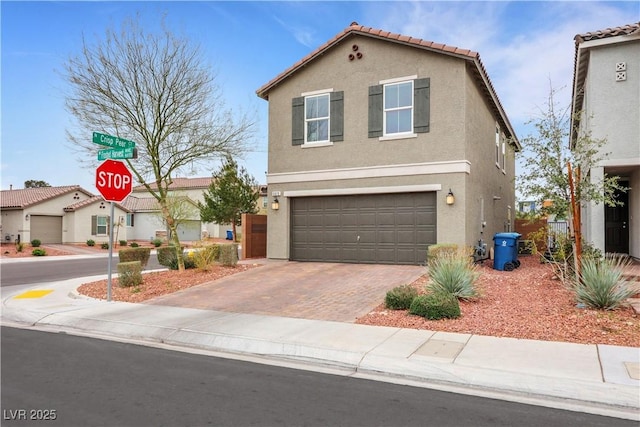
[219,244,238,267]
[157,246,180,267]
[575,255,636,310]
[119,247,151,268]
[117,261,143,287]
[31,239,41,248]
[409,292,461,320]
[15,242,24,253]
[129,242,139,248]
[86,239,95,247]
[385,285,418,310]
[427,243,458,263]
[119,240,127,247]
[31,248,46,257]
[427,251,480,300]
[101,242,109,249]
[152,238,163,247]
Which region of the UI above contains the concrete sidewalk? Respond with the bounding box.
[1,274,638,421]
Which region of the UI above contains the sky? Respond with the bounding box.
[2,1,639,193]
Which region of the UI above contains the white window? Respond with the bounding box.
[262,197,268,209]
[384,81,413,135]
[97,216,108,235]
[501,137,506,173]
[495,125,501,168]
[126,213,134,227]
[305,94,330,143]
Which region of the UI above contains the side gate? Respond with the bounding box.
[241,213,267,259]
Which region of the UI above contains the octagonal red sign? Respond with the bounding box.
[95,159,132,202]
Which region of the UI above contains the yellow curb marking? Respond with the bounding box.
[13,290,54,299]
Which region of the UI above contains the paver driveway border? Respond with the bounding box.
[146,261,426,323]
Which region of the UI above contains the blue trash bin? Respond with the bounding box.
[226,230,233,240]
[493,232,521,271]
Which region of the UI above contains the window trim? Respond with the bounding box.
[96,215,108,236]
[495,125,501,168]
[382,79,414,137]
[501,137,506,174]
[304,93,331,145]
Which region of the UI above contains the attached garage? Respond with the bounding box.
[30,215,63,244]
[291,192,436,265]
[176,220,202,241]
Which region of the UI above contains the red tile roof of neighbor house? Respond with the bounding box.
[0,185,92,209]
[132,177,214,192]
[256,22,520,150]
[571,22,640,144]
[63,196,130,213]
[121,196,161,212]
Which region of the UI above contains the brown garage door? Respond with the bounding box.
[291,192,436,265]
[30,215,63,244]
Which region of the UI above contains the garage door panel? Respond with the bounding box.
[30,216,63,244]
[291,192,436,265]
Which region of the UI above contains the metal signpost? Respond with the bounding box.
[93,133,136,301]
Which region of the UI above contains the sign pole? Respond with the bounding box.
[107,201,115,302]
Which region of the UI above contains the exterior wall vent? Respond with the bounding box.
[615,62,627,82]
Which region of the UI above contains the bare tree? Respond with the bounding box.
[63,16,254,271]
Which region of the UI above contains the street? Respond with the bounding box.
[0,256,163,288]
[1,327,635,427]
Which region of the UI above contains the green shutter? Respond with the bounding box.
[368,85,383,138]
[330,91,344,142]
[414,78,430,133]
[292,96,304,146]
[91,215,97,236]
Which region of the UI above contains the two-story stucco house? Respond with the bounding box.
[257,23,520,265]
[571,22,640,259]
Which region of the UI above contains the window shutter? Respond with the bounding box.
[330,91,344,142]
[414,78,430,133]
[91,215,97,236]
[368,85,383,138]
[292,96,304,146]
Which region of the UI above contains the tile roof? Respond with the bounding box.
[571,22,640,144]
[255,22,519,150]
[574,22,640,43]
[0,185,92,209]
[133,177,214,192]
[121,196,160,212]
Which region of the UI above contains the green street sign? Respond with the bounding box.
[92,132,136,149]
[98,147,137,160]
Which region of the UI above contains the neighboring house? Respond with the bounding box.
[257,22,520,265]
[0,185,129,244]
[571,22,640,259]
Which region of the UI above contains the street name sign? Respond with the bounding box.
[98,147,137,161]
[92,132,136,149]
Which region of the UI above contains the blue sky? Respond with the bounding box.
[2,1,638,192]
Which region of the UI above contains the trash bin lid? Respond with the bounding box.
[493,232,521,240]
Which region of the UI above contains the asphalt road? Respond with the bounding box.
[1,327,635,427]
[0,256,163,287]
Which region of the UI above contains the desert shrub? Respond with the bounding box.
[31,248,46,257]
[15,242,24,252]
[152,238,163,247]
[385,285,418,310]
[575,255,636,310]
[129,242,140,248]
[426,243,458,263]
[118,247,151,268]
[409,292,461,320]
[101,242,109,249]
[157,246,179,267]
[427,251,480,300]
[190,245,218,271]
[117,261,143,287]
[86,239,95,247]
[30,239,41,247]
[219,244,238,267]
[119,240,127,247]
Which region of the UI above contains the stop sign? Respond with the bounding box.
[95,159,133,202]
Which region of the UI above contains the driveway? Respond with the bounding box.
[146,261,426,323]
